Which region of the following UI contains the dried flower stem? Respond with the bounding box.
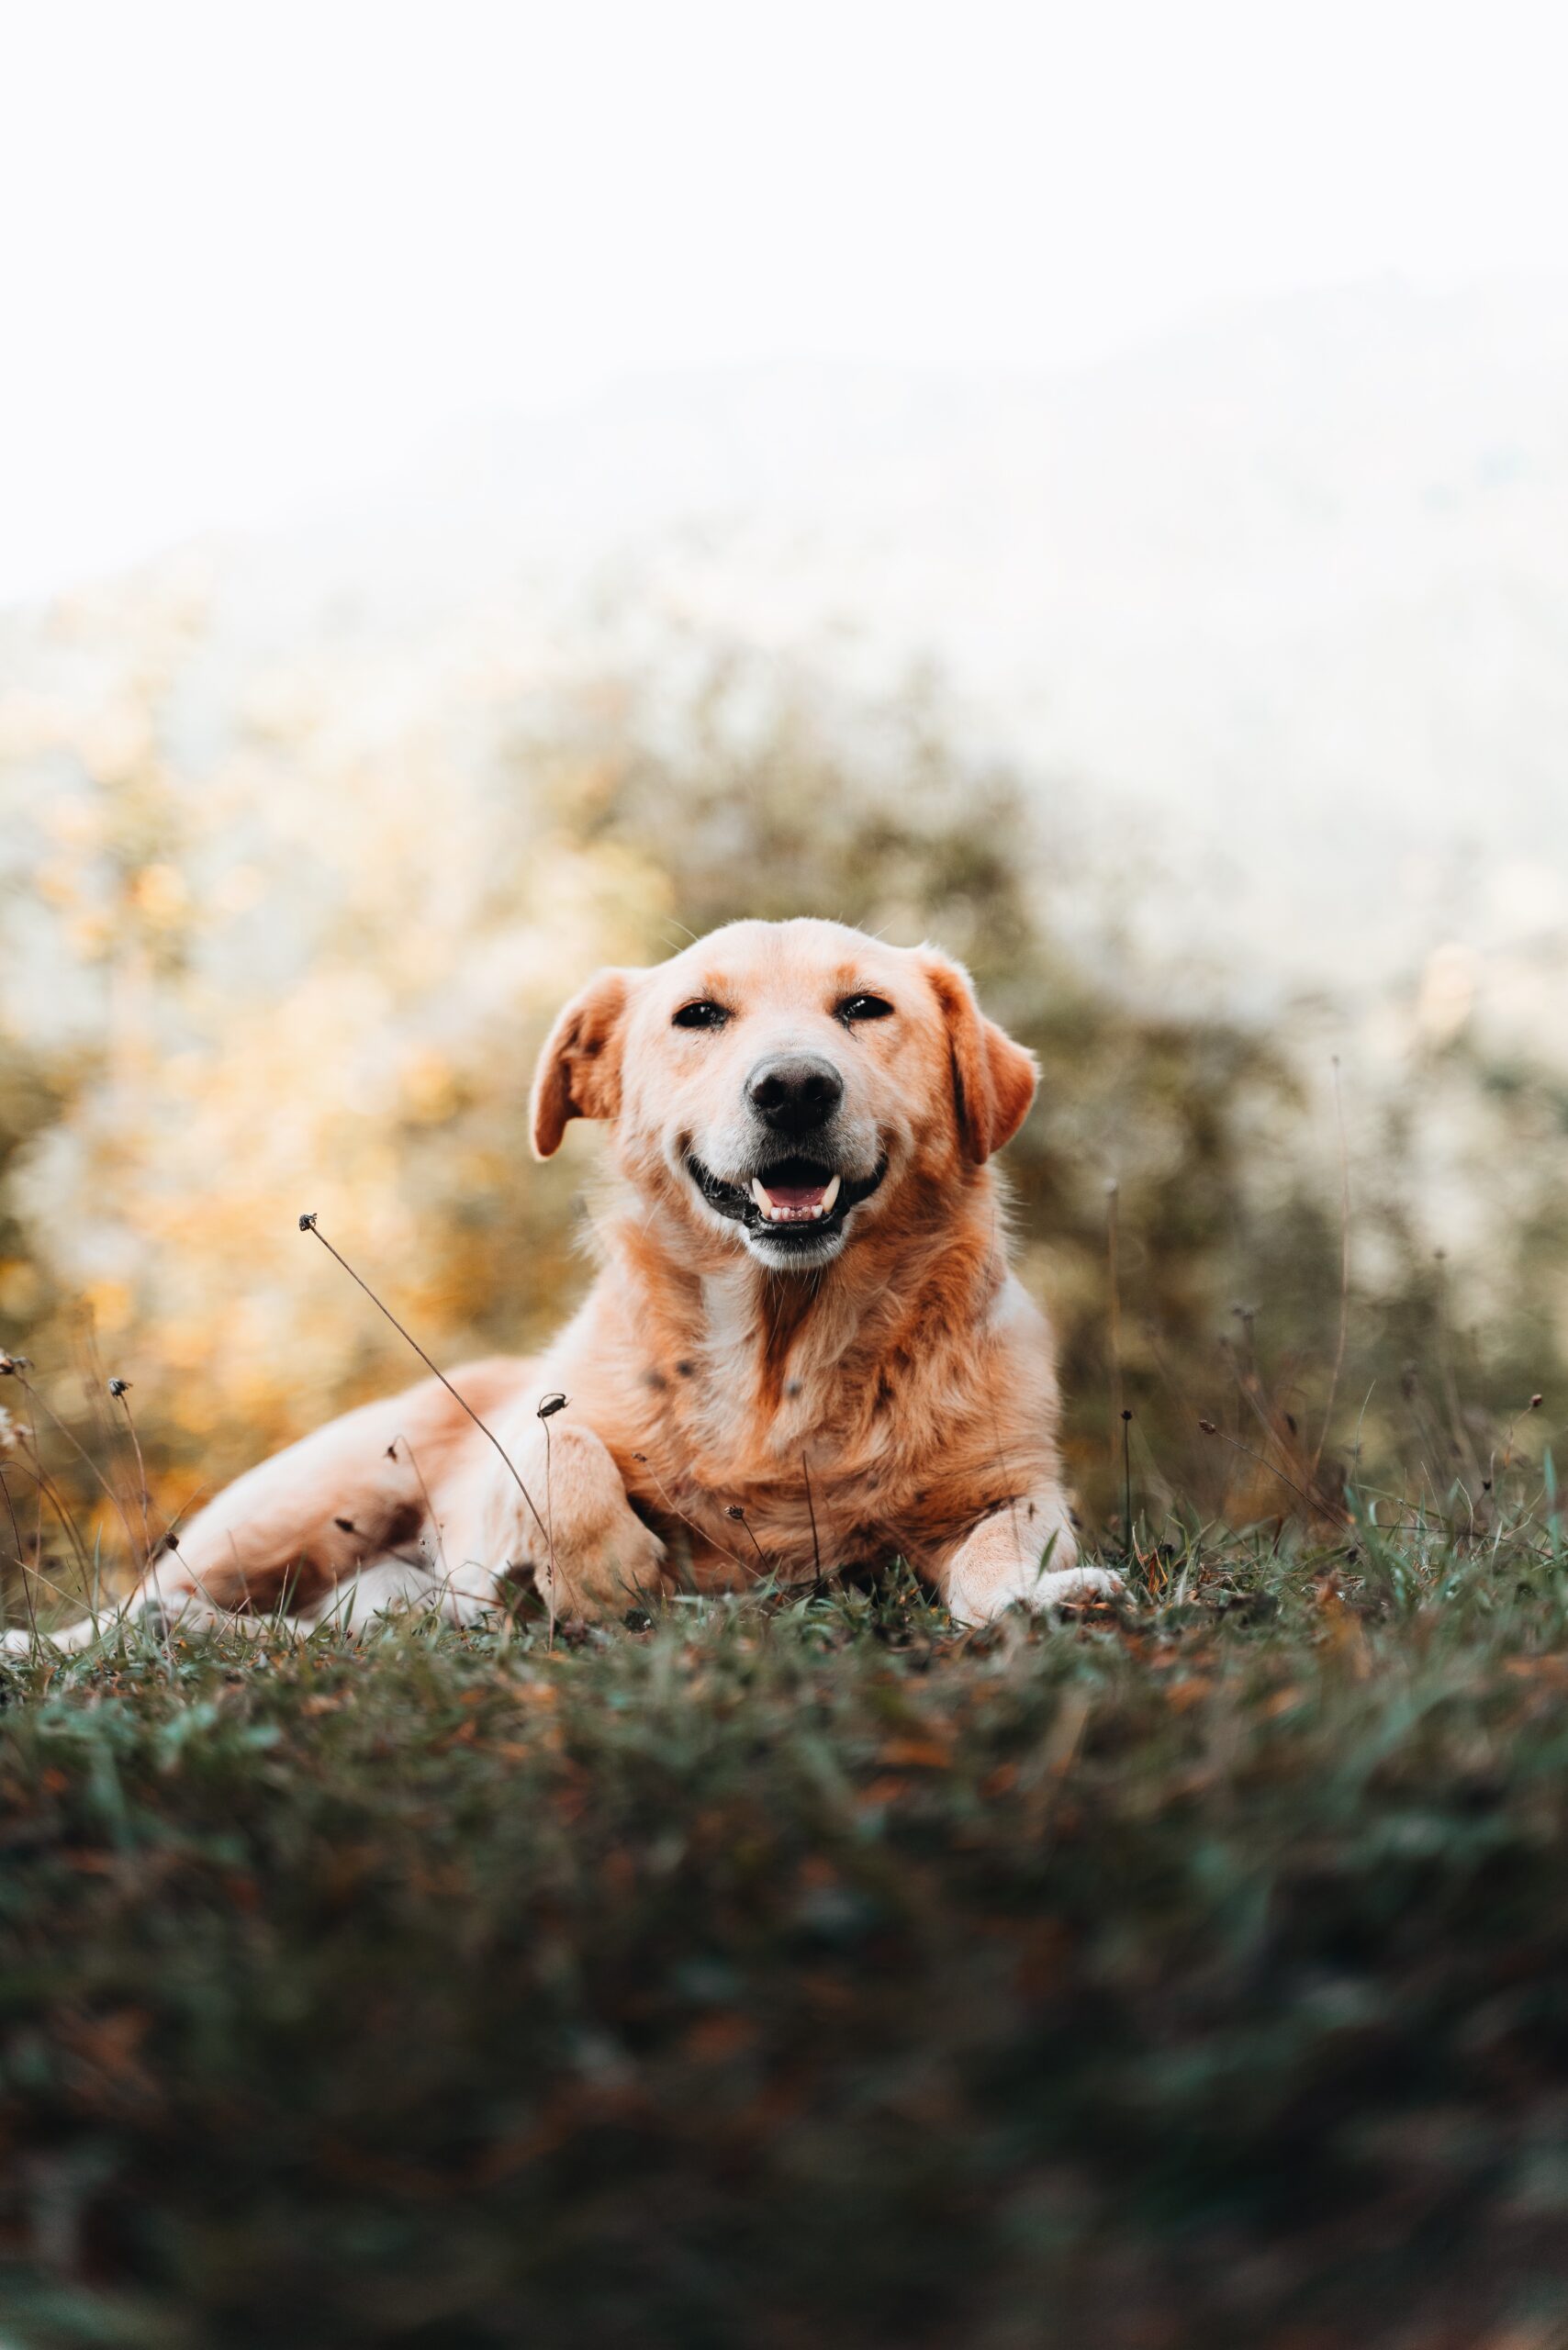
[9,1366,143,1572]
[298,1214,550,1550]
[109,1381,155,1567]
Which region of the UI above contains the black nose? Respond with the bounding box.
[745,1054,845,1136]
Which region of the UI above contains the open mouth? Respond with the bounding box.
[688,1153,888,1247]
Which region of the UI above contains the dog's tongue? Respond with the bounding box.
[765,1179,827,1210]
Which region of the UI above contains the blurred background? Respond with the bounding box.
[4,0,1568,1594]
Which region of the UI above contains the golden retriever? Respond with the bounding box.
[7,919,1120,1647]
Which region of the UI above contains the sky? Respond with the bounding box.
[3,0,1566,607]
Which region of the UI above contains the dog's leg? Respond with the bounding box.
[301,1558,473,1635]
[453,1415,667,1621]
[0,1545,286,1655]
[938,1494,1123,1628]
[0,1368,519,1654]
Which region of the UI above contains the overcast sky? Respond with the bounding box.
[3,0,1564,607]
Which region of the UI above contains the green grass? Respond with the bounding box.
[6,1518,1568,2350]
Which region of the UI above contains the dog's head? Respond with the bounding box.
[529,918,1036,1270]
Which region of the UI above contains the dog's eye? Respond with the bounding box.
[673,1000,732,1030]
[838,993,893,1024]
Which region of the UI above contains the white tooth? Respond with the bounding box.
[749,1177,770,1214]
[822,1174,841,1214]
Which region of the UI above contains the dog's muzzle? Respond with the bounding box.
[687,1151,888,1249]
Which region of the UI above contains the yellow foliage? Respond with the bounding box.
[128,864,188,925]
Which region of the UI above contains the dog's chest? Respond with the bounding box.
[631,1348,956,1575]
[610,1253,1029,1572]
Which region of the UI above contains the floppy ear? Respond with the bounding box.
[922,954,1037,1165]
[529,969,633,1159]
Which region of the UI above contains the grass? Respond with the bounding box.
[5,1516,1568,2349]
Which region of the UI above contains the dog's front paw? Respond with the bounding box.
[943,1503,1121,1628]
[476,1417,670,1623]
[539,1512,668,1623]
[1032,1564,1125,1608]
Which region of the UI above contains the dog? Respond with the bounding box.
[6,918,1120,1648]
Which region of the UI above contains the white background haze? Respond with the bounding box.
[5,0,1566,603]
[5,0,1568,1013]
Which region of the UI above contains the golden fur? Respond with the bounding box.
[8,919,1119,1648]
